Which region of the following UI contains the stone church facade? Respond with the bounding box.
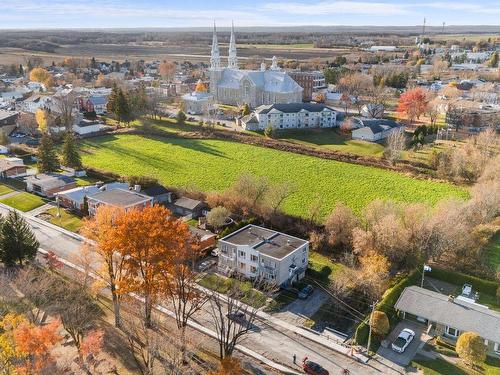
[209,23,302,108]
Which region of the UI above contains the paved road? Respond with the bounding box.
[2,203,406,375]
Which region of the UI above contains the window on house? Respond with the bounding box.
[494,343,500,354]
[250,255,258,262]
[238,250,246,259]
[239,262,245,270]
[250,266,257,273]
[445,326,460,337]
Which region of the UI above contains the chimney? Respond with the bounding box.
[134,184,141,192]
[260,62,266,71]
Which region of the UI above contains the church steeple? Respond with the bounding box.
[228,21,238,69]
[210,21,220,70]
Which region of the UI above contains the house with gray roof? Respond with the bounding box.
[395,286,500,357]
[26,173,77,198]
[240,102,337,131]
[351,117,404,142]
[87,188,153,216]
[217,224,309,286]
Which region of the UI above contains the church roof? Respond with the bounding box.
[217,69,302,94]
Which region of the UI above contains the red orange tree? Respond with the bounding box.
[396,87,428,124]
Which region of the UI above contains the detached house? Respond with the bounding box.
[217,224,309,286]
[0,157,27,179]
[395,286,500,357]
[351,118,404,142]
[87,188,153,216]
[26,174,77,198]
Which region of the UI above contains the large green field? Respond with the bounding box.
[81,134,468,219]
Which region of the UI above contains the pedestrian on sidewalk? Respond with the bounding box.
[293,354,296,364]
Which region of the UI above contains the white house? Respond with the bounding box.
[351,118,404,142]
[240,103,337,131]
[217,225,309,286]
[73,118,111,135]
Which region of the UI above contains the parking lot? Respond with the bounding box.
[377,320,431,366]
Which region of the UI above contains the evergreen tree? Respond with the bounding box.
[61,132,82,169]
[37,133,59,173]
[489,52,499,68]
[0,211,39,266]
[90,57,97,69]
[106,83,119,114]
[114,88,132,125]
[82,195,89,217]
[19,64,24,76]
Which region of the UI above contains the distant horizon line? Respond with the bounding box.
[0,24,499,32]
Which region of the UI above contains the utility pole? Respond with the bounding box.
[366,300,378,355]
[442,22,445,33]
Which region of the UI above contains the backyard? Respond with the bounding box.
[277,128,386,157]
[80,134,468,219]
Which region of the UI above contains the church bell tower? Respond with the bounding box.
[210,21,222,99]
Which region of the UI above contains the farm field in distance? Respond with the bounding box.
[81,134,469,219]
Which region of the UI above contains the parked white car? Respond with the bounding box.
[391,328,415,353]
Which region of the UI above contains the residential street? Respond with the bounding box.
[0,202,406,375]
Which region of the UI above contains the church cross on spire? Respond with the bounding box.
[228,21,238,69]
[210,21,220,70]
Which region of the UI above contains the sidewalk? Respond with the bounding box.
[37,248,301,375]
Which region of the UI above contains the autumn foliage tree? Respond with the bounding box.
[0,313,61,374]
[456,332,487,367]
[29,67,53,88]
[397,87,428,124]
[81,205,127,327]
[112,205,193,328]
[370,311,389,336]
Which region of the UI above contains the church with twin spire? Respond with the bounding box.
[209,22,303,108]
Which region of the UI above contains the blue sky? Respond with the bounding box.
[1,0,499,28]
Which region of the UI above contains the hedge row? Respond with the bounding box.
[428,267,500,296]
[354,269,419,346]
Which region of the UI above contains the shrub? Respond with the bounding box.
[355,269,419,345]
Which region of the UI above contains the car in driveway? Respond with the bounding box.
[302,358,329,375]
[391,328,415,353]
[298,284,314,299]
[198,259,216,272]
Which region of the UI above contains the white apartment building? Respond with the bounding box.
[240,103,337,131]
[217,225,309,286]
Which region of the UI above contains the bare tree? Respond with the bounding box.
[266,181,295,214]
[207,280,262,359]
[324,202,360,251]
[54,91,77,131]
[384,130,406,164]
[338,73,373,115]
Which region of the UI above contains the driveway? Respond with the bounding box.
[273,288,329,325]
[377,320,431,366]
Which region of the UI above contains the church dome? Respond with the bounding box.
[195,79,207,92]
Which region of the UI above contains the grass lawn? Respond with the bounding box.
[80,134,468,219]
[412,357,500,375]
[46,207,83,232]
[484,232,500,271]
[278,128,386,157]
[0,192,46,212]
[0,183,13,196]
[198,273,268,308]
[306,252,344,284]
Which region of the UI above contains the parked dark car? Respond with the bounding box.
[25,138,40,146]
[226,312,245,324]
[197,259,216,272]
[298,284,314,299]
[302,358,329,375]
